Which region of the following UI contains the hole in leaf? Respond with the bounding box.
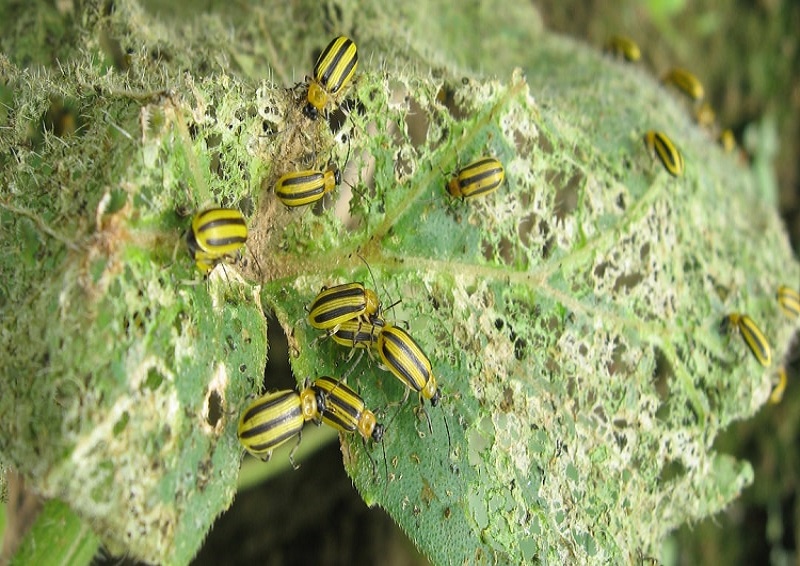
[552,170,583,221]
[640,242,650,261]
[262,119,277,135]
[652,347,672,404]
[539,220,555,259]
[594,261,609,279]
[659,459,686,484]
[112,411,129,436]
[206,389,223,428]
[499,386,514,412]
[209,151,222,178]
[206,133,222,150]
[514,337,527,360]
[187,121,199,140]
[512,128,534,156]
[613,272,644,293]
[537,132,555,156]
[435,82,468,120]
[264,310,293,390]
[607,340,629,376]
[405,97,430,148]
[144,368,164,391]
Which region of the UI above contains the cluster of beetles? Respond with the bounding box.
[184,35,502,469]
[605,35,798,403]
[184,34,798,471]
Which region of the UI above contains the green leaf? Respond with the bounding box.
[9,500,99,566]
[0,0,798,565]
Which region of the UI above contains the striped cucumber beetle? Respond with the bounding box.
[237,386,321,465]
[186,208,248,273]
[446,157,505,199]
[776,286,799,318]
[643,130,684,177]
[331,318,385,351]
[275,129,352,208]
[661,67,705,101]
[603,35,641,62]
[311,376,388,478]
[192,253,218,275]
[376,324,441,406]
[312,376,385,442]
[375,323,451,451]
[769,367,787,404]
[694,101,715,128]
[323,256,400,356]
[719,129,736,153]
[275,165,342,208]
[721,313,772,367]
[308,282,382,331]
[304,36,358,120]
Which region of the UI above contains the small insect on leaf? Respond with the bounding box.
[186,208,248,274]
[304,36,358,120]
[643,130,684,178]
[275,166,341,208]
[331,318,385,351]
[719,129,736,153]
[446,157,505,199]
[661,67,705,101]
[769,367,787,405]
[308,282,383,331]
[603,35,641,62]
[311,376,388,478]
[694,101,715,128]
[721,312,772,367]
[237,387,320,462]
[377,324,441,406]
[311,376,385,442]
[776,285,800,318]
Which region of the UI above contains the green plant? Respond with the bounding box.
[1,1,797,564]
